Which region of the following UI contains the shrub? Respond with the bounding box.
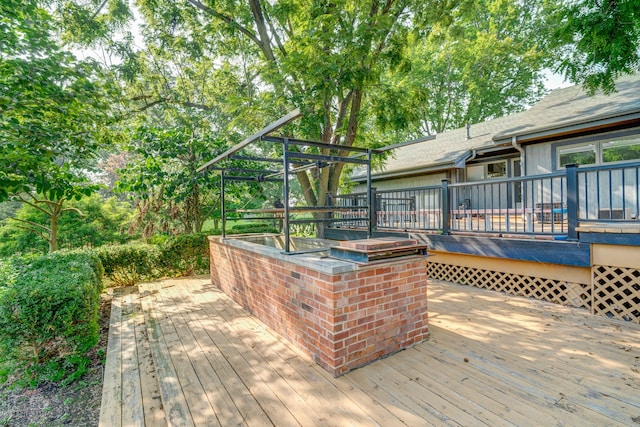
[0,251,103,385]
[94,243,161,286]
[158,233,210,276]
[229,222,278,234]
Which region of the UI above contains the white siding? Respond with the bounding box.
[526,143,553,175]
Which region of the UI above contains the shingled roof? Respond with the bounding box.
[355,74,640,181]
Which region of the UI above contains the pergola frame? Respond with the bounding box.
[197,109,379,253]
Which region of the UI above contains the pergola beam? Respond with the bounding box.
[197,108,302,173]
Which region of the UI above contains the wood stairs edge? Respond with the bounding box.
[139,283,194,427]
[99,285,168,427]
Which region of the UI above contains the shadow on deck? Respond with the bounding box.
[99,276,640,426]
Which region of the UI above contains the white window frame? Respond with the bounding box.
[557,143,597,169]
[602,137,640,164]
[556,136,640,170]
[486,160,507,178]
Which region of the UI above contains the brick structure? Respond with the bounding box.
[209,236,429,376]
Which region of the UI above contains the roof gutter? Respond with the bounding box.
[454,149,477,169]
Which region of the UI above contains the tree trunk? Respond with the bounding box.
[49,211,59,252]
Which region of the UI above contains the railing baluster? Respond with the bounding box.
[334,161,638,236]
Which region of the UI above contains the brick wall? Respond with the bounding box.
[209,237,429,376]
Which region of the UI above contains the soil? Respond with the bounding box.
[0,291,112,427]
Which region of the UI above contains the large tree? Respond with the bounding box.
[0,0,114,251]
[58,0,437,211]
[374,0,556,137]
[47,0,640,240]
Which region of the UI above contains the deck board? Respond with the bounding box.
[120,290,145,426]
[102,276,640,426]
[99,288,123,427]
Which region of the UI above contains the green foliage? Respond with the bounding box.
[94,233,212,285]
[229,223,278,235]
[115,116,226,237]
[555,0,640,94]
[373,0,552,137]
[0,194,136,257]
[94,243,161,286]
[0,251,103,386]
[157,233,210,276]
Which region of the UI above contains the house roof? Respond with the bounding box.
[356,74,640,181]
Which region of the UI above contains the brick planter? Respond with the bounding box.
[209,235,429,376]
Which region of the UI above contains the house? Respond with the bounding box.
[353,74,640,207]
[341,75,640,323]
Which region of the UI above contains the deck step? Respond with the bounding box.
[139,283,194,427]
[99,286,166,427]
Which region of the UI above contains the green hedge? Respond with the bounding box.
[95,234,211,286]
[229,222,278,234]
[158,233,210,276]
[94,243,161,286]
[0,251,103,385]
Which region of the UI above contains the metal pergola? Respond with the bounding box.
[197,109,379,254]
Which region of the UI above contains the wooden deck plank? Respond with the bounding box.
[161,284,261,426]
[168,282,311,427]
[176,281,274,426]
[430,286,640,367]
[133,299,167,427]
[286,356,429,426]
[99,289,123,427]
[399,346,542,426]
[193,285,383,426]
[236,330,384,426]
[140,290,195,427]
[106,276,640,426]
[427,323,636,425]
[120,290,145,427]
[428,284,640,387]
[378,356,515,427]
[151,289,221,426]
[179,284,331,426]
[427,283,640,426]
[349,358,485,426]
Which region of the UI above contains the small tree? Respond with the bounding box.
[0,0,115,251]
[116,114,227,236]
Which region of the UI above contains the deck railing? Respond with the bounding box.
[332,161,640,238]
[576,161,640,223]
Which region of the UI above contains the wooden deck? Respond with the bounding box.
[100,276,640,426]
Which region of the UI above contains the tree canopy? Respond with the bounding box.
[2,0,639,247]
[555,0,640,94]
[0,0,116,250]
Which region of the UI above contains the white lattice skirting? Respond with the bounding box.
[593,265,640,323]
[428,262,592,308]
[428,262,640,324]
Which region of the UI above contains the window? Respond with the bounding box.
[555,136,640,169]
[487,161,507,178]
[558,144,596,168]
[466,160,510,181]
[602,138,640,163]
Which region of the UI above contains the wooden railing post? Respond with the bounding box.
[566,164,578,241]
[441,179,450,235]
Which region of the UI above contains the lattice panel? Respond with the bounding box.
[593,265,640,323]
[428,263,591,309]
